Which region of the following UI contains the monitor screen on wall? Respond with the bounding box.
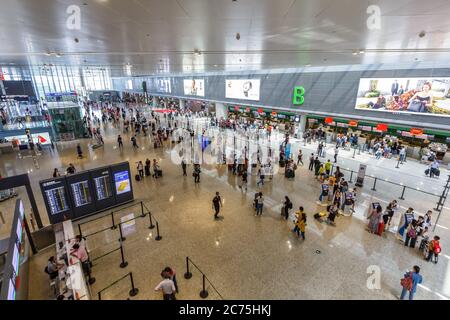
[354,77,450,117]
[183,79,205,96]
[225,79,260,101]
[156,78,171,93]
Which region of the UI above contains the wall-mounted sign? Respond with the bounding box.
[324,117,333,124]
[183,79,205,97]
[410,128,424,135]
[348,120,358,127]
[225,79,260,101]
[293,86,305,105]
[376,123,388,132]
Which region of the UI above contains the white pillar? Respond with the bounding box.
[298,114,307,134]
[215,103,227,120]
[179,99,185,110]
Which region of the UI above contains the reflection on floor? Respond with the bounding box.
[1,112,449,300]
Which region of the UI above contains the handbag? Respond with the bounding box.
[407,100,423,112]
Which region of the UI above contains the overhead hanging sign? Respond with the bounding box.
[292,86,305,105]
[183,79,205,97]
[225,79,260,101]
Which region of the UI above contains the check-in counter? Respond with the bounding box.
[53,220,90,300]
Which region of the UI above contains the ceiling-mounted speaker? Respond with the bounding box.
[142,81,147,93]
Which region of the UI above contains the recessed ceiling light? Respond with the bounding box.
[359,49,365,54]
[352,51,358,56]
[214,64,218,67]
[305,64,311,67]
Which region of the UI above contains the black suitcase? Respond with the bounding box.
[425,169,430,175]
[135,174,141,181]
[154,142,158,148]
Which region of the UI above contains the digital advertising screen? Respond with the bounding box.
[12,245,20,274]
[114,171,131,195]
[111,162,134,204]
[7,279,16,300]
[225,79,261,101]
[354,77,450,117]
[183,79,205,97]
[16,221,23,243]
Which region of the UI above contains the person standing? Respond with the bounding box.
[282,196,292,220]
[256,167,265,187]
[77,144,83,159]
[400,266,422,300]
[137,161,144,178]
[162,266,178,293]
[145,158,151,177]
[212,192,223,220]
[426,236,441,263]
[53,168,61,178]
[117,135,123,149]
[181,159,187,176]
[154,273,176,300]
[294,209,306,240]
[297,149,303,166]
[193,164,201,183]
[324,159,332,176]
[255,192,264,216]
[308,153,314,171]
[367,204,383,234]
[131,135,139,149]
[334,147,339,163]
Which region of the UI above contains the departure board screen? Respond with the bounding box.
[94,174,112,200]
[45,186,70,215]
[7,279,16,300]
[70,180,92,207]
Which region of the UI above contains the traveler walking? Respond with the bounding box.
[181,159,187,176]
[154,273,176,300]
[212,192,223,219]
[117,135,123,149]
[334,147,339,163]
[297,149,303,166]
[137,161,144,178]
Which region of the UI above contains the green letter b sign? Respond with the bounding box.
[293,86,305,105]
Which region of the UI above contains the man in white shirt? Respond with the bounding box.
[155,275,176,300]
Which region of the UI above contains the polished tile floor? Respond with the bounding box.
[1,110,449,300]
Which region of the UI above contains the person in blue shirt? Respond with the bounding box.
[400,265,423,300]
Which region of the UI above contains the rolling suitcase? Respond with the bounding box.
[377,222,385,236]
[135,174,141,181]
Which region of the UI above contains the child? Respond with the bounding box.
[426,236,441,264]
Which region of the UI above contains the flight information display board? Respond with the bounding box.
[66,172,96,219]
[40,177,72,223]
[40,162,133,223]
[90,166,116,211]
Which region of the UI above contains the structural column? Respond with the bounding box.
[215,102,228,121]
[179,98,185,110]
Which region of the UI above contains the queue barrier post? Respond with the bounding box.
[78,224,83,238]
[352,147,356,159]
[129,272,139,297]
[349,170,354,183]
[119,243,128,268]
[396,157,400,169]
[371,178,377,191]
[184,256,192,279]
[111,211,117,230]
[140,201,145,217]
[118,223,126,242]
[399,186,406,200]
[200,274,209,299]
[148,212,155,229]
[155,221,162,241]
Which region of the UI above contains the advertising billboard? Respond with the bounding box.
[354,77,450,117]
[225,79,260,101]
[156,78,171,93]
[183,79,205,96]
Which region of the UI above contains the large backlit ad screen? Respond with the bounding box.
[225,79,260,101]
[183,79,205,96]
[354,77,450,117]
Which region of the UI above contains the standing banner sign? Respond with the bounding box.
[120,213,136,237]
[355,164,367,187]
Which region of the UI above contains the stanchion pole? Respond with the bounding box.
[371,178,377,191]
[349,170,353,183]
[352,146,356,158]
[78,224,83,237]
[148,212,155,229]
[399,186,406,200]
[98,292,102,300]
[358,145,361,155]
[111,211,116,230]
[395,157,400,169]
[140,201,145,217]
[155,221,162,241]
[199,274,209,299]
[184,256,192,279]
[330,164,334,176]
[119,243,128,268]
[119,223,126,242]
[129,272,139,297]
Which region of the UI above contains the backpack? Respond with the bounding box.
[408,227,417,239]
[433,241,441,255]
[400,273,413,291]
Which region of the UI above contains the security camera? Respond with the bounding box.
[74,38,79,43]
[236,33,240,40]
[418,31,426,38]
